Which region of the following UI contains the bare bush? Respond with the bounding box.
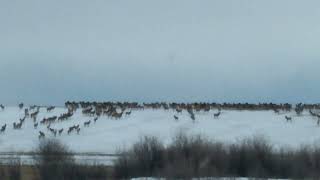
[113,136,165,179]
[34,139,74,180]
[34,139,108,180]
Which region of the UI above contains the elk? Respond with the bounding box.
[285,116,292,122]
[30,111,39,119]
[273,108,280,114]
[47,106,55,112]
[214,111,221,118]
[34,122,38,129]
[29,105,37,110]
[49,129,57,137]
[174,115,179,121]
[24,108,29,117]
[58,129,64,135]
[176,109,182,113]
[67,128,72,135]
[67,125,79,135]
[39,131,45,139]
[84,120,91,127]
[0,124,6,133]
[125,111,132,115]
[0,104,4,110]
[13,122,22,129]
[20,117,26,124]
[19,103,24,109]
[190,114,195,122]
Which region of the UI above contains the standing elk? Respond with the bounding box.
[47,106,55,112]
[39,131,45,139]
[30,111,39,120]
[34,122,38,129]
[125,111,132,115]
[19,103,24,109]
[174,115,179,121]
[214,111,221,118]
[0,124,6,133]
[285,116,292,122]
[13,122,22,129]
[58,128,64,135]
[24,108,29,117]
[0,104,4,110]
[84,120,91,127]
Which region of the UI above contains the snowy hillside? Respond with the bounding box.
[0,106,319,154]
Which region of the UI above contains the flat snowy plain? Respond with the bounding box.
[0,106,319,165]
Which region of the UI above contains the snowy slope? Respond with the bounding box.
[0,107,319,154]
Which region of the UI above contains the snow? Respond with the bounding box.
[0,106,319,155]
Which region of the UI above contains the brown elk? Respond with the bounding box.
[30,111,39,119]
[49,128,57,137]
[34,122,38,129]
[214,111,221,118]
[19,103,24,109]
[24,108,29,117]
[39,131,45,139]
[84,120,91,127]
[13,122,22,129]
[47,106,55,112]
[125,111,132,115]
[20,117,26,124]
[0,124,6,133]
[67,128,73,135]
[285,116,292,122]
[58,128,64,135]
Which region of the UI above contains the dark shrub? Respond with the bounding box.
[34,139,75,180]
[113,136,165,179]
[113,134,320,179]
[35,139,108,180]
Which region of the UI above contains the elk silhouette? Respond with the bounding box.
[214,111,221,118]
[0,124,6,133]
[285,116,292,122]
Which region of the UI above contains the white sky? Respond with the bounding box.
[0,0,319,105]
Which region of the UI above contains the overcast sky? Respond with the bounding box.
[0,0,319,105]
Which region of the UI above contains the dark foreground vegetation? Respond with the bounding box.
[0,139,110,180]
[2,135,320,179]
[114,133,320,179]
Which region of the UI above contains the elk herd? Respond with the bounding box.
[1,102,320,140]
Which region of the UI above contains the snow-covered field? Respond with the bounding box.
[0,106,319,155]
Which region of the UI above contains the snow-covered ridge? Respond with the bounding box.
[0,106,319,155]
